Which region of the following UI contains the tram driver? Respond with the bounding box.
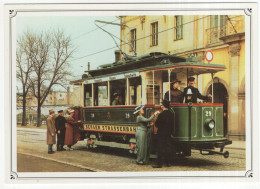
[164,79,184,103]
[184,77,212,103]
[111,93,121,106]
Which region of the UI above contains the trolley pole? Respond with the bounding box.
[108,81,110,106]
[168,69,171,102]
[152,71,155,105]
[211,73,214,103]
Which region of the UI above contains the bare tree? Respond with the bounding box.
[16,33,35,126]
[21,29,75,126]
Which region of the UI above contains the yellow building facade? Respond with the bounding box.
[120,15,245,140]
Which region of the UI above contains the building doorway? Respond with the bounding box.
[206,82,228,136]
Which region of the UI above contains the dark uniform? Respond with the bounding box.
[55,114,67,151]
[184,86,209,103]
[164,89,184,103]
[154,106,174,167]
[112,99,120,106]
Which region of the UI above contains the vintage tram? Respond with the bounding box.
[71,52,232,158]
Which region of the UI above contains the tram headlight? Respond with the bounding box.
[205,119,215,130]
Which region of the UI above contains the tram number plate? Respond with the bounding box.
[205,110,212,117]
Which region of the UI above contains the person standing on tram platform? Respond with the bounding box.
[134,105,160,165]
[184,77,212,103]
[164,79,184,103]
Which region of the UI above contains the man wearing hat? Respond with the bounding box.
[153,99,174,168]
[55,110,67,151]
[184,77,212,103]
[134,105,160,165]
[47,109,56,154]
[164,79,184,103]
[111,93,121,106]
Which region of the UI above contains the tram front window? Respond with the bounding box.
[84,84,92,106]
[110,79,125,106]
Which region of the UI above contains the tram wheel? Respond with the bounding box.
[223,151,229,158]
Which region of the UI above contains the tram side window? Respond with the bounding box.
[94,83,108,106]
[84,84,92,106]
[129,77,141,105]
[147,85,160,105]
[110,79,126,106]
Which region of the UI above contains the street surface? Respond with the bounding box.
[17,127,246,172]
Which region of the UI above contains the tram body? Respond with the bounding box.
[72,52,232,158]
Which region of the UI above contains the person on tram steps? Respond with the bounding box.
[111,93,121,106]
[134,105,160,165]
[184,77,212,103]
[55,110,67,151]
[153,99,174,168]
[64,109,81,151]
[46,109,56,154]
[164,79,184,103]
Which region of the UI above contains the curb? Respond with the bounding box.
[18,152,104,172]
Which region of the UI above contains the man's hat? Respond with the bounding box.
[187,77,195,82]
[49,109,55,114]
[133,105,144,114]
[161,99,170,108]
[113,92,119,98]
[171,79,181,85]
[58,110,63,113]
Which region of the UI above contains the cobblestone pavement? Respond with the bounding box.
[17,128,246,172]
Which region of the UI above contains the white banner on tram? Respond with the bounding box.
[84,72,140,84]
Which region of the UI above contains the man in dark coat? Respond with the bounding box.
[164,79,184,103]
[184,77,212,103]
[153,99,174,168]
[55,110,67,151]
[47,109,56,154]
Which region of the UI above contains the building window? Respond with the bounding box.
[209,15,227,44]
[130,29,136,52]
[150,22,158,46]
[174,16,183,40]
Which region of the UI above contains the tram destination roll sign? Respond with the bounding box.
[84,72,139,84]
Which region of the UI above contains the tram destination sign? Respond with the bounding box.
[83,124,137,134]
[85,72,140,84]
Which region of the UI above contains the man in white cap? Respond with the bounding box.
[134,105,160,165]
[47,109,56,154]
[184,77,212,103]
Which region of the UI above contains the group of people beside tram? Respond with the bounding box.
[134,77,212,168]
[46,109,81,154]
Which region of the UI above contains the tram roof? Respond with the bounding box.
[70,52,226,84]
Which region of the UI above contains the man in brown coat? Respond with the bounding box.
[47,109,56,154]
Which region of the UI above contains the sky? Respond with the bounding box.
[16,16,121,86]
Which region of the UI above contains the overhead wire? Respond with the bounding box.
[72,15,240,62]
[72,17,120,40]
[71,15,210,62]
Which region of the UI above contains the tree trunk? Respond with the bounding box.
[21,94,27,126]
[36,80,41,127]
[36,101,41,127]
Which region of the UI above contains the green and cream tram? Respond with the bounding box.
[71,52,232,158]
